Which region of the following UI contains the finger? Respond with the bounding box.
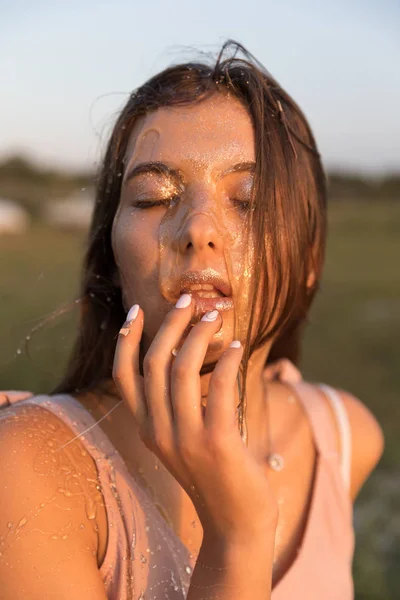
[143,294,194,439]
[113,304,147,429]
[205,340,244,432]
[171,309,223,432]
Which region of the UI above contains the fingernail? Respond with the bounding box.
[126,304,139,322]
[201,310,219,322]
[229,340,241,348]
[175,293,192,309]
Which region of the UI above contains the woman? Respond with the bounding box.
[0,41,384,599]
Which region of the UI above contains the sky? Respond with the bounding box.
[0,0,399,174]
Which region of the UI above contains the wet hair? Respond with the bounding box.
[53,40,327,423]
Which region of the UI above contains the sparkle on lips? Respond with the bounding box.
[177,269,234,314]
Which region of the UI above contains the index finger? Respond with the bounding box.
[113,304,147,429]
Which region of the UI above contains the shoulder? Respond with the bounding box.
[322,387,385,501]
[0,401,102,529]
[0,402,106,596]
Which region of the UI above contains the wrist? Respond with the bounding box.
[201,523,276,563]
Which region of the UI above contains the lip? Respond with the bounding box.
[188,292,234,313]
[179,269,233,298]
[172,269,234,315]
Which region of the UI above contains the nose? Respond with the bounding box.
[175,212,224,256]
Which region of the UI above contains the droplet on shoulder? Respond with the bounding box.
[185,565,192,574]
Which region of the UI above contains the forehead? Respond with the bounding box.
[124,94,255,173]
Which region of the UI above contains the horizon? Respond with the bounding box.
[1,1,399,175]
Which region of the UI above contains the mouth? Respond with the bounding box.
[179,269,234,314]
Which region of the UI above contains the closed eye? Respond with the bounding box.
[132,196,180,209]
[232,198,251,212]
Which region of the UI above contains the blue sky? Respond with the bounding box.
[1,0,399,174]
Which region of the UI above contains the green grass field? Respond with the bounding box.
[1,199,399,599]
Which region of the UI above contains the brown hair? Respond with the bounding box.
[53,40,327,416]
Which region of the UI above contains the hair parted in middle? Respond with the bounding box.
[54,40,327,433]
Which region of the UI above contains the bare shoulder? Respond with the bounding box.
[0,403,107,598]
[325,387,385,501]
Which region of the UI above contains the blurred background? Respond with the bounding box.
[0,1,399,598]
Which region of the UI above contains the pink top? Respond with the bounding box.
[1,382,355,599]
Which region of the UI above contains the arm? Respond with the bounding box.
[337,390,385,502]
[188,532,275,600]
[0,404,107,600]
[113,299,278,600]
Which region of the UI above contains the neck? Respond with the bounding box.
[200,342,272,456]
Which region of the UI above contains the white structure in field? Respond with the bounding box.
[44,189,94,229]
[0,198,30,233]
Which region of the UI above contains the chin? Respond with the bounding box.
[202,336,231,364]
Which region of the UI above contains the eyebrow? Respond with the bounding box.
[124,161,186,187]
[124,160,256,186]
[218,161,256,179]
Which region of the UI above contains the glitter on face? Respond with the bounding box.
[112,94,258,354]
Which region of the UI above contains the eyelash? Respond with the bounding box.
[133,198,250,212]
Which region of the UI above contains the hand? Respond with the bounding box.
[113,296,278,545]
[264,358,302,383]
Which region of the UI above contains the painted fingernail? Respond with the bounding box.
[229,340,241,348]
[127,304,139,322]
[175,294,192,309]
[201,310,219,322]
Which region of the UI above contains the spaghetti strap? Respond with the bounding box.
[287,382,340,459]
[317,384,352,492]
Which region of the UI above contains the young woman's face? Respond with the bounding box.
[112,93,256,362]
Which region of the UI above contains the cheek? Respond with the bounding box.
[112,210,161,312]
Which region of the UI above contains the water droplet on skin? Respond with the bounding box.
[185,565,192,574]
[7,522,13,529]
[79,523,85,529]
[140,553,147,564]
[17,517,27,528]
[16,349,22,355]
